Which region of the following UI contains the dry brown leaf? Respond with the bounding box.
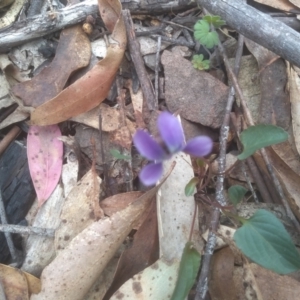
[0,264,29,299]
[31,163,174,300]
[23,271,41,295]
[244,263,300,300]
[55,169,102,253]
[288,65,300,156]
[103,199,159,299]
[101,191,143,216]
[126,79,146,128]
[161,47,228,128]
[71,103,120,131]
[253,0,298,11]
[290,0,300,8]
[228,55,261,123]
[30,0,127,125]
[245,38,290,129]
[209,247,238,300]
[12,25,91,108]
[267,147,300,220]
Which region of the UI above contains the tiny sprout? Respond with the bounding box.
[192,54,210,70]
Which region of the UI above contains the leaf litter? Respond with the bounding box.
[2,0,300,299]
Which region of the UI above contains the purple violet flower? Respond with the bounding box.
[133,111,213,186]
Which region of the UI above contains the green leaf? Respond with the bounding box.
[194,20,219,48]
[228,185,247,206]
[110,148,131,160]
[185,177,199,196]
[171,242,201,300]
[203,15,226,28]
[234,209,300,274]
[192,54,210,70]
[237,125,288,160]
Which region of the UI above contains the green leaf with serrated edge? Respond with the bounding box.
[237,125,288,160]
[203,15,226,28]
[185,177,199,196]
[110,148,131,160]
[228,185,247,206]
[234,209,300,274]
[194,20,219,48]
[171,242,201,300]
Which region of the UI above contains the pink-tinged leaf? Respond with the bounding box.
[27,125,63,206]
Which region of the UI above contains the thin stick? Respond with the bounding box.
[154,36,162,108]
[0,192,18,264]
[195,33,244,300]
[123,10,156,111]
[0,224,54,236]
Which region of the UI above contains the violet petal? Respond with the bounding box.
[133,130,166,160]
[139,162,163,186]
[183,136,213,157]
[157,111,184,153]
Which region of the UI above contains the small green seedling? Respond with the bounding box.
[194,15,225,49]
[192,54,210,70]
[110,148,131,160]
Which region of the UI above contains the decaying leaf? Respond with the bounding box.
[12,25,91,107]
[30,0,127,125]
[0,264,30,299]
[31,164,174,300]
[101,191,143,216]
[111,150,203,299]
[104,199,159,299]
[267,147,300,220]
[22,150,79,276]
[55,169,102,253]
[110,258,180,300]
[27,125,63,206]
[71,103,120,131]
[253,0,298,12]
[245,38,290,129]
[243,262,300,300]
[209,247,237,300]
[228,55,261,123]
[288,64,300,156]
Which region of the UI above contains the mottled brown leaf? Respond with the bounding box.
[30,0,126,125]
[245,38,290,129]
[103,200,159,300]
[12,25,91,107]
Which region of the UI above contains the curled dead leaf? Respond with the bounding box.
[30,0,127,125]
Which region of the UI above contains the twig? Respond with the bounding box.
[151,34,195,48]
[154,36,161,108]
[245,156,272,203]
[0,192,19,264]
[0,0,196,52]
[0,224,55,236]
[0,126,21,157]
[123,10,156,111]
[195,34,244,300]
[241,161,259,203]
